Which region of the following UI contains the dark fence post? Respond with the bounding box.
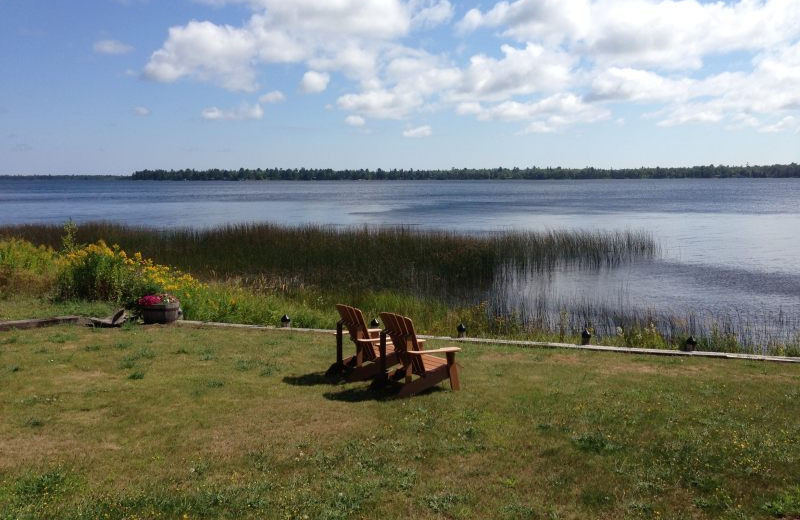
[457,323,467,338]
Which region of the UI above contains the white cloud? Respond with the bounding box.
[201,102,264,120]
[144,20,259,91]
[403,125,432,137]
[459,0,800,70]
[259,90,285,103]
[300,70,330,93]
[449,43,573,102]
[337,88,424,119]
[93,39,134,55]
[588,67,694,103]
[463,93,611,133]
[133,106,151,116]
[758,116,800,134]
[144,0,800,135]
[345,115,366,126]
[410,0,453,28]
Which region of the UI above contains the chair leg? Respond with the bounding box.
[446,352,460,391]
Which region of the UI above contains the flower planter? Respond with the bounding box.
[141,301,181,324]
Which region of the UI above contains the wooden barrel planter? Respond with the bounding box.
[141,301,181,324]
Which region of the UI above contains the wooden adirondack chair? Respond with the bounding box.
[327,304,399,381]
[377,312,461,397]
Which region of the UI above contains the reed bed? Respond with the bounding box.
[0,222,658,292]
[490,277,800,355]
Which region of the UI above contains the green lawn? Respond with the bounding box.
[1,323,799,519]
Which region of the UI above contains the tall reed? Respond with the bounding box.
[0,222,658,293]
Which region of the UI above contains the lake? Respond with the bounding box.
[2,177,799,344]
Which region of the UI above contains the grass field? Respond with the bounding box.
[1,323,799,519]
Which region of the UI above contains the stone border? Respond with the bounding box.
[174,320,800,364]
[0,316,84,332]
[2,316,797,364]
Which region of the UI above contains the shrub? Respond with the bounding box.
[0,238,60,296]
[56,240,202,305]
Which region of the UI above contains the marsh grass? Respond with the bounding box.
[1,324,799,519]
[0,222,658,292]
[4,223,798,354]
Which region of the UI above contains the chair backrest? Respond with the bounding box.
[336,304,378,362]
[380,312,426,375]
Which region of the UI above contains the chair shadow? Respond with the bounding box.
[323,385,393,402]
[322,382,445,402]
[282,372,343,386]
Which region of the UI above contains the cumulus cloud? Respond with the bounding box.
[345,115,366,126]
[93,39,134,55]
[300,71,330,93]
[403,125,432,137]
[449,43,573,101]
[458,0,800,69]
[201,102,264,120]
[462,94,611,132]
[144,21,260,91]
[133,106,151,116]
[259,90,285,103]
[144,0,800,135]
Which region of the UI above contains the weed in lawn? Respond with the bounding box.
[234,358,256,371]
[423,492,469,514]
[571,432,620,454]
[188,460,209,479]
[13,468,70,501]
[762,486,800,517]
[114,341,131,350]
[258,362,277,376]
[173,347,189,354]
[247,451,276,473]
[119,347,155,369]
[128,371,145,380]
[199,348,217,361]
[121,321,138,332]
[8,364,20,372]
[580,488,615,508]
[501,502,538,519]
[84,344,102,352]
[47,331,77,344]
[0,334,19,345]
[24,417,44,428]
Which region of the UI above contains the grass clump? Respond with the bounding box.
[762,487,800,517]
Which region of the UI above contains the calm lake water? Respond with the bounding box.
[2,177,799,342]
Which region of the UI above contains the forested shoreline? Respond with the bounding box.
[3,163,800,180]
[130,163,800,180]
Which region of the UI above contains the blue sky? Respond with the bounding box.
[1,0,798,174]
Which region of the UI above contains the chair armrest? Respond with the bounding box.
[367,328,382,334]
[406,347,461,355]
[355,338,382,344]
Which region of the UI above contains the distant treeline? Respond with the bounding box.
[131,163,800,181]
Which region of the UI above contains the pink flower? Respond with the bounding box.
[138,294,163,306]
